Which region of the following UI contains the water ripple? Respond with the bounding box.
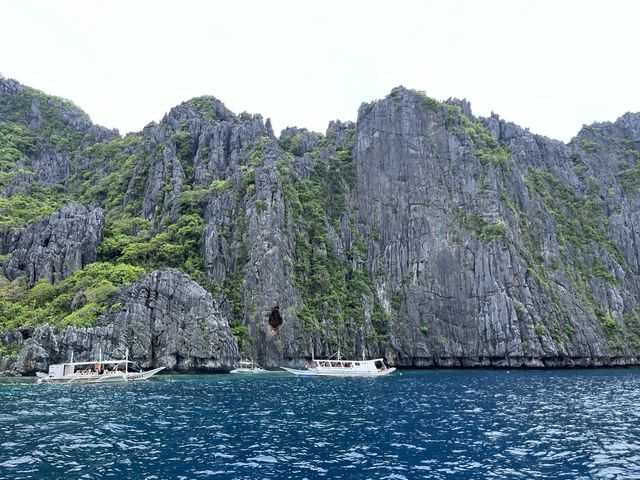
[1,370,639,478]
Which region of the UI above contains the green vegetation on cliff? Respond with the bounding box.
[0,121,36,166]
[280,137,389,349]
[0,262,144,331]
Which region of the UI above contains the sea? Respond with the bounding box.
[1,369,639,479]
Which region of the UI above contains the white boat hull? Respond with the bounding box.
[281,366,396,377]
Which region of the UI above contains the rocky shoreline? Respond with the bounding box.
[3,358,640,377]
[0,269,238,375]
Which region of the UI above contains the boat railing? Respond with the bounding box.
[308,358,390,371]
[313,360,372,369]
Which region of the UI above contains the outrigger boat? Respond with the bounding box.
[281,351,395,377]
[36,350,164,384]
[230,359,268,374]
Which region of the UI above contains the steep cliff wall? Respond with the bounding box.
[352,88,640,366]
[1,77,639,373]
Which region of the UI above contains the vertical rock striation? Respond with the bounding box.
[352,87,640,366]
[1,204,104,285]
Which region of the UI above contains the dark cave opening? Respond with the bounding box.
[268,306,283,330]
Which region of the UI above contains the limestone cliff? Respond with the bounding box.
[1,77,640,373]
[1,204,104,285]
[352,88,640,366]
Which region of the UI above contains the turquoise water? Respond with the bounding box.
[1,369,639,479]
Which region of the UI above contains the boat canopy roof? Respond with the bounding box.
[58,360,134,366]
[314,358,385,363]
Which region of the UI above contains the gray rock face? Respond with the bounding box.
[2,80,640,371]
[2,338,49,374]
[116,96,308,367]
[0,269,238,374]
[233,140,306,366]
[351,87,640,366]
[131,87,640,368]
[1,204,104,285]
[355,89,537,365]
[128,99,270,227]
[30,150,71,185]
[0,77,118,188]
[195,119,306,366]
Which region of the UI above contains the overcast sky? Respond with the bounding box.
[2,0,638,142]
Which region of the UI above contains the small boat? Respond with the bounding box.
[281,352,395,377]
[230,359,268,374]
[36,350,164,384]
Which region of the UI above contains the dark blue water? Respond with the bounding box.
[1,370,639,479]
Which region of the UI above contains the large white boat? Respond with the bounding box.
[36,351,164,384]
[230,359,268,374]
[281,353,396,377]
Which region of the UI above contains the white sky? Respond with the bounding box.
[2,0,639,142]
